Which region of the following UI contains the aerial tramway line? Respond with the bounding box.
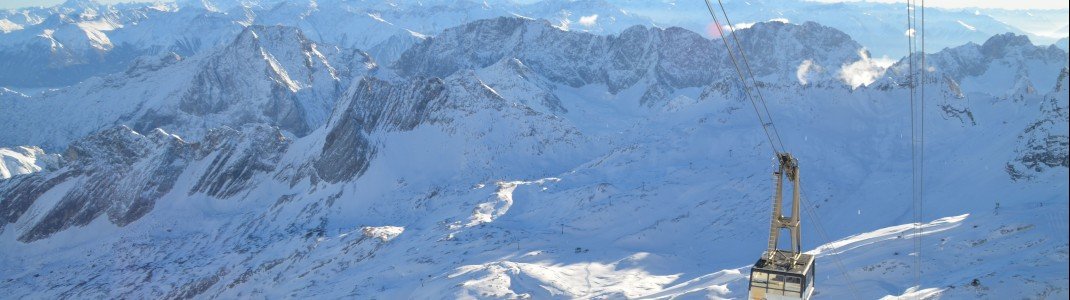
[701,0,925,299]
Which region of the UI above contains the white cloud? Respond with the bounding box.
[796,59,821,85]
[730,22,754,31]
[725,18,786,32]
[578,14,598,27]
[714,18,787,34]
[839,49,895,89]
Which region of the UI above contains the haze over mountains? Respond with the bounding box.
[1,0,1067,299]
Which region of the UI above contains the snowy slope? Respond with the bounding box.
[0,146,61,179]
[0,14,1068,300]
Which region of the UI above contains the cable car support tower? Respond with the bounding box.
[700,0,871,298]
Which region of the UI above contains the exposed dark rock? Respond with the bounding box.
[315,77,448,183]
[189,125,290,198]
[18,126,191,242]
[1007,68,1070,180]
[0,172,78,233]
[1,124,292,242]
[394,17,863,105]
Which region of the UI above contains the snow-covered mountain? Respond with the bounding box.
[396,17,867,104]
[1,8,1068,300]
[0,0,239,87]
[1,24,377,150]
[2,17,876,150]
[5,0,1065,90]
[0,146,60,179]
[603,0,1068,58]
[0,0,654,88]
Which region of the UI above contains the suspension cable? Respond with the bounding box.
[799,186,861,298]
[918,0,927,293]
[703,0,862,298]
[906,0,927,293]
[714,0,788,154]
[908,0,920,291]
[703,0,782,155]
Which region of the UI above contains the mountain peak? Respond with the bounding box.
[57,0,102,9]
[64,125,180,163]
[739,20,860,50]
[233,24,312,51]
[981,32,1034,58]
[172,23,341,137]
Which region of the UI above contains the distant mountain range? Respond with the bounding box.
[1,0,1066,88]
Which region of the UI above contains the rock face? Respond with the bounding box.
[476,57,567,114]
[315,77,449,183]
[892,33,1069,97]
[0,125,288,242]
[396,17,866,105]
[1008,68,1070,180]
[174,25,344,137]
[937,33,1068,79]
[189,125,290,198]
[2,126,191,242]
[0,0,652,88]
[0,24,374,151]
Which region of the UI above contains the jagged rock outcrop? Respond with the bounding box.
[175,25,344,136]
[395,17,868,105]
[887,33,1069,98]
[189,125,290,198]
[0,125,289,242]
[476,57,567,114]
[315,77,446,183]
[1,24,373,151]
[1007,68,1070,180]
[3,126,191,242]
[310,67,589,184]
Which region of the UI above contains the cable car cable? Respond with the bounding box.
[703,0,783,155]
[703,0,864,298]
[713,0,788,153]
